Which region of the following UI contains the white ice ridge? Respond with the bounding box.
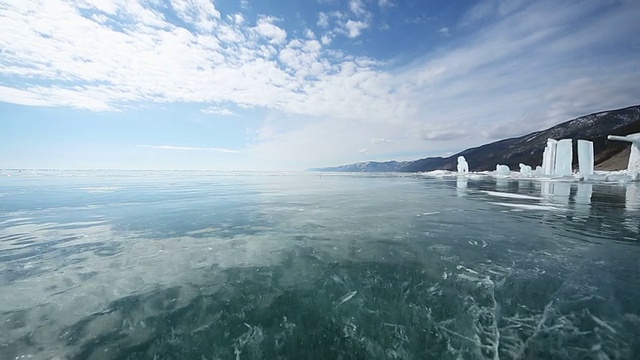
[482,191,544,201]
[489,202,566,211]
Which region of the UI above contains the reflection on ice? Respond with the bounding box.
[575,183,593,205]
[626,183,640,211]
[456,177,467,196]
[542,182,571,206]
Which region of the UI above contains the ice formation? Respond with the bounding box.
[495,165,510,176]
[519,164,532,176]
[541,139,558,175]
[541,138,577,177]
[420,134,639,182]
[607,133,640,179]
[577,140,594,176]
[533,166,543,175]
[554,139,573,176]
[457,156,469,174]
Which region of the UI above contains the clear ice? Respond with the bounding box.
[577,140,594,176]
[542,139,558,175]
[553,139,573,177]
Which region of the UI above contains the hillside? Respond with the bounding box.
[312,105,640,172]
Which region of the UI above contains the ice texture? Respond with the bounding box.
[457,156,469,174]
[577,140,594,176]
[554,139,573,176]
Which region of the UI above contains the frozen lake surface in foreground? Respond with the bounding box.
[1,170,639,359]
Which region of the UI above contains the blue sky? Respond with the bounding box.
[1,0,639,170]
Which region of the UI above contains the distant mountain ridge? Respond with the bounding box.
[311,105,640,173]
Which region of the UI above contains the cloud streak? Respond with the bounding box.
[201,106,237,116]
[138,145,242,153]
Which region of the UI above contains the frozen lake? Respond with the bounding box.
[1,171,639,359]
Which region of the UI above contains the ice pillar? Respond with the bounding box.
[457,156,469,174]
[577,140,594,176]
[542,139,558,175]
[554,139,573,176]
[607,133,640,178]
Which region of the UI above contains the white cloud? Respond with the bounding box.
[317,12,329,28]
[201,106,237,116]
[378,0,393,8]
[138,145,242,153]
[0,85,114,111]
[252,17,287,44]
[344,19,369,38]
[304,28,316,39]
[322,1,372,40]
[231,13,244,25]
[171,0,221,32]
[349,0,368,17]
[0,0,404,123]
[438,27,450,37]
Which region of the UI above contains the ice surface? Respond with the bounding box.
[336,290,358,305]
[457,156,469,174]
[2,171,639,359]
[577,140,594,176]
[554,139,573,176]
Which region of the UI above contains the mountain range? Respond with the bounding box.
[311,105,640,173]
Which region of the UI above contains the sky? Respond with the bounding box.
[1,0,639,170]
